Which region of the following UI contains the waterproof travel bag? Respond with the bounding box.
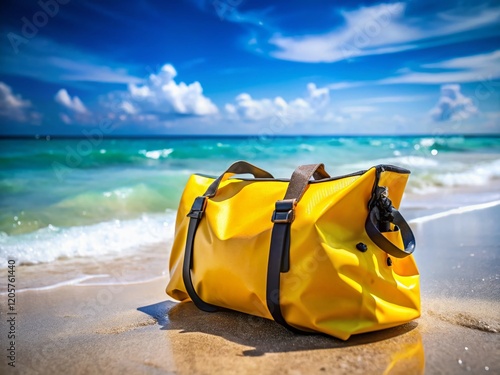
[166,161,420,340]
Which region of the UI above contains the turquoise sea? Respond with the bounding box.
[1,136,499,290]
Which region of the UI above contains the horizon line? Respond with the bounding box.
[1,133,500,140]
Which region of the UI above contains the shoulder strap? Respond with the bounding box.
[266,164,329,333]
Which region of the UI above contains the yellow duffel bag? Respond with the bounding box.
[166,161,420,340]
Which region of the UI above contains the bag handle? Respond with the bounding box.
[265,163,331,335]
[182,160,273,312]
[283,163,330,202]
[203,160,274,198]
[365,206,415,258]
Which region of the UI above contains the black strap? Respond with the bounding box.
[266,201,308,334]
[204,160,274,198]
[183,161,273,312]
[365,206,416,258]
[182,197,218,312]
[266,164,330,334]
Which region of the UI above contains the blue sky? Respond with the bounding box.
[0,0,499,135]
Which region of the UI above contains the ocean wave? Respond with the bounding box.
[406,159,500,194]
[0,212,176,267]
[0,149,139,169]
[409,200,500,224]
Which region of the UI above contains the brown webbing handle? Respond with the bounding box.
[283,164,330,202]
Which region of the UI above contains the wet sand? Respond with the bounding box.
[1,206,499,374]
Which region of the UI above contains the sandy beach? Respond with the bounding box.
[1,204,499,375]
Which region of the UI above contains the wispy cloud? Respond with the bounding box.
[326,50,500,90]
[328,81,367,90]
[340,106,378,114]
[188,0,273,27]
[262,3,500,63]
[358,95,429,104]
[381,50,500,84]
[180,57,207,70]
[0,38,143,85]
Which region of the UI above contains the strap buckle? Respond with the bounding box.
[271,199,296,223]
[187,196,207,219]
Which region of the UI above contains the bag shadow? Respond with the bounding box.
[137,300,419,356]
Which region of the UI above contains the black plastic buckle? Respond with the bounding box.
[187,196,207,219]
[271,199,296,223]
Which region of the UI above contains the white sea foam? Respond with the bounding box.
[299,144,315,152]
[2,275,168,294]
[2,275,109,294]
[0,211,177,268]
[430,159,500,187]
[419,138,436,147]
[139,148,174,159]
[405,158,500,194]
[393,156,440,167]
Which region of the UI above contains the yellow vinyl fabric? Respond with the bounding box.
[166,163,420,340]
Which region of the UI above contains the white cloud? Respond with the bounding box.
[120,101,137,115]
[430,84,478,122]
[224,84,389,126]
[225,83,331,122]
[306,83,330,108]
[266,3,500,63]
[0,82,30,109]
[120,64,218,117]
[0,82,39,123]
[225,93,310,121]
[55,89,89,114]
